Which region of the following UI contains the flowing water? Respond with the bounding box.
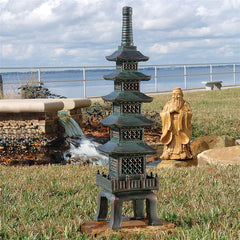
[58,111,108,165]
[64,138,108,166]
[58,112,84,137]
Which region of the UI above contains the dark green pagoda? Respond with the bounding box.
[95,6,162,230]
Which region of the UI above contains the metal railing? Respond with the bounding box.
[0,62,239,98]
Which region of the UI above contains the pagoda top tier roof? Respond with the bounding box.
[106,46,149,62]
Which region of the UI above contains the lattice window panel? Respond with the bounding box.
[121,156,144,175]
[123,82,139,91]
[123,62,138,71]
[122,129,143,140]
[114,82,121,90]
[122,103,141,114]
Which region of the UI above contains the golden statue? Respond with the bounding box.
[160,88,193,160]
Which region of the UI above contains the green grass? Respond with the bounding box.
[143,88,240,139]
[0,165,239,239]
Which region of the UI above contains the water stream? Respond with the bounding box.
[59,114,84,138]
[64,138,108,165]
[58,111,108,165]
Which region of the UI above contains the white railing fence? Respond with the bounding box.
[0,62,239,98]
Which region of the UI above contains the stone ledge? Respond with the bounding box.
[0,99,63,113]
[0,98,91,113]
[61,98,91,110]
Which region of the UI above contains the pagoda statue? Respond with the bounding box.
[95,6,162,230]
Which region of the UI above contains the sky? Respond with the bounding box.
[0,0,240,67]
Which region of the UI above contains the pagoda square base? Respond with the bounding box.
[80,218,175,237]
[94,189,162,230]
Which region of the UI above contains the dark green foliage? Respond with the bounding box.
[82,102,112,118]
[19,84,66,99]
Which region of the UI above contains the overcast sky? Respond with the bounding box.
[1,0,240,67]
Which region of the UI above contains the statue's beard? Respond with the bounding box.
[171,98,184,111]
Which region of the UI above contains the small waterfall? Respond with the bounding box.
[58,111,84,137]
[58,111,108,165]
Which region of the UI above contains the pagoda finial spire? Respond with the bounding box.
[121,6,133,47]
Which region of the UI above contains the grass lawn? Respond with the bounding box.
[0,88,240,239]
[0,165,239,239]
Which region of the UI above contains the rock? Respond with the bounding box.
[67,157,86,165]
[191,135,236,157]
[66,155,108,166]
[191,140,209,158]
[197,146,240,165]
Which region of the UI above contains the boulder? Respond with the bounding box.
[197,146,240,165]
[191,135,236,157]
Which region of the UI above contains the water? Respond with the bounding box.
[1,65,239,98]
[58,112,108,165]
[64,138,109,166]
[58,111,84,137]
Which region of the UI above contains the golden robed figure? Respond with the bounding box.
[160,88,193,160]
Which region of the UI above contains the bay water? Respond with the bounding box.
[1,65,239,98]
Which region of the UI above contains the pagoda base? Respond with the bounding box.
[94,189,163,230]
[96,172,159,193]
